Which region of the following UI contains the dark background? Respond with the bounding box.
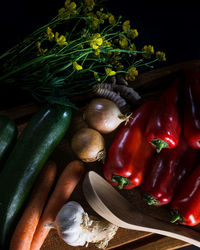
[0,1,200,249]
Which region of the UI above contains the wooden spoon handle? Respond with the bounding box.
[83,171,200,248]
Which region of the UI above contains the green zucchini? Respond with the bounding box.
[0,115,17,164]
[0,103,71,249]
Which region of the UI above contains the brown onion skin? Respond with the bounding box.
[83,98,126,134]
[71,128,105,162]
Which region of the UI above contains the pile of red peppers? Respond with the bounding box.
[103,68,200,227]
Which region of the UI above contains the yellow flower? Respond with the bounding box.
[95,11,107,24]
[87,12,100,29]
[103,41,112,48]
[46,27,54,41]
[125,67,138,81]
[108,13,116,25]
[96,11,108,22]
[116,62,124,70]
[58,8,67,19]
[96,10,101,17]
[119,36,129,49]
[129,43,136,51]
[94,72,101,81]
[73,61,83,70]
[122,20,131,31]
[112,60,124,70]
[92,17,100,29]
[55,32,68,47]
[142,45,154,59]
[156,51,166,61]
[105,67,116,76]
[64,0,70,6]
[58,0,77,19]
[36,41,47,55]
[94,48,100,55]
[127,29,139,39]
[90,33,103,50]
[84,0,95,12]
[65,0,76,10]
[102,13,109,20]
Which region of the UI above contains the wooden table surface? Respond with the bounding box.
[1,60,200,250]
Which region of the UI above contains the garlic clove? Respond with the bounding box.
[52,201,118,249]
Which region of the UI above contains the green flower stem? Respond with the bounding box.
[0,48,93,82]
[101,17,122,34]
[0,55,56,82]
[135,58,159,68]
[102,48,145,55]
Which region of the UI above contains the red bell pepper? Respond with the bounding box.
[103,100,155,189]
[170,163,200,226]
[141,135,197,206]
[145,80,181,152]
[184,69,200,149]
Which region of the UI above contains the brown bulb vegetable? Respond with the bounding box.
[71,128,105,162]
[83,98,130,134]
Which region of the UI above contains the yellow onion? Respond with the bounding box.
[71,128,105,162]
[83,98,129,134]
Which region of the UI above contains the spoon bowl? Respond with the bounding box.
[82,171,200,248]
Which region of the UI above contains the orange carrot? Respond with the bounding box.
[30,160,84,250]
[9,161,57,250]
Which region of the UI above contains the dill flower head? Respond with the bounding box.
[125,67,138,81]
[156,51,166,61]
[105,67,116,76]
[73,61,83,70]
[90,33,103,49]
[142,45,154,59]
[55,32,68,46]
[122,20,131,31]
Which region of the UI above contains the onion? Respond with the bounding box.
[71,128,105,162]
[83,98,129,134]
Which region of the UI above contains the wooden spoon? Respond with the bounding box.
[82,171,200,248]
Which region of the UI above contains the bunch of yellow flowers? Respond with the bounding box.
[0,0,166,104]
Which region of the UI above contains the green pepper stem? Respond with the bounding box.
[151,139,168,153]
[112,175,130,189]
[170,210,183,223]
[143,193,160,206]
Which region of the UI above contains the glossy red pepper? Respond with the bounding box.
[141,135,197,206]
[103,100,155,189]
[145,80,181,152]
[184,69,200,149]
[170,163,200,226]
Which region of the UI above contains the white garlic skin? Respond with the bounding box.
[52,201,118,249]
[54,201,90,246]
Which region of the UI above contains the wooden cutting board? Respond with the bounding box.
[1,60,200,250]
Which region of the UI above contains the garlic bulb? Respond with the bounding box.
[44,201,118,249]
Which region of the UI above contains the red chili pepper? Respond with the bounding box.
[141,135,197,206]
[170,163,200,226]
[184,69,200,149]
[145,80,181,152]
[103,100,155,190]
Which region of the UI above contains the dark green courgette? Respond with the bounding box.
[0,115,17,164]
[0,103,71,249]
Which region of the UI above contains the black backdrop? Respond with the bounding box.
[0,0,200,108]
